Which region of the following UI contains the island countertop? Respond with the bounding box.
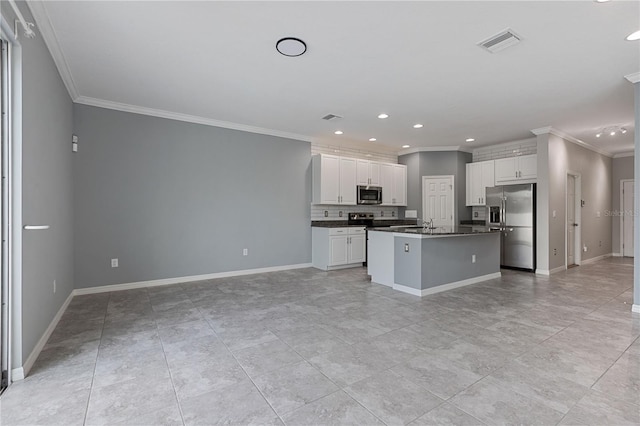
[368,226,497,238]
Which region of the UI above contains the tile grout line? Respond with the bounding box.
[267,321,390,425]
[156,319,187,426]
[201,316,287,425]
[82,292,112,426]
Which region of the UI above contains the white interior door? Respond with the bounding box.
[567,175,576,266]
[422,176,454,230]
[623,180,634,257]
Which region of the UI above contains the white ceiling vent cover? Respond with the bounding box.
[322,114,343,121]
[478,28,522,53]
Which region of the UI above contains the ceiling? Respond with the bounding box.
[27,1,640,155]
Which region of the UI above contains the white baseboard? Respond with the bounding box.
[17,291,74,381]
[393,272,502,297]
[535,265,565,275]
[612,253,623,257]
[580,253,612,265]
[392,283,422,296]
[11,367,24,381]
[74,263,313,295]
[632,304,640,314]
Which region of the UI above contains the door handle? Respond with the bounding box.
[24,225,50,230]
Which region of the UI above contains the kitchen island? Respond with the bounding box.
[368,227,500,296]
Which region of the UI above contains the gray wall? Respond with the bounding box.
[611,156,634,255]
[4,1,75,364]
[545,134,613,271]
[73,105,311,288]
[394,233,500,290]
[398,151,472,223]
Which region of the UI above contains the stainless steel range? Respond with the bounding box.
[348,212,385,267]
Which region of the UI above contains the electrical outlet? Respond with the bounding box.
[381,211,384,217]
[404,243,410,252]
[243,248,248,256]
[324,210,328,217]
[391,211,395,217]
[583,245,587,252]
[553,248,557,256]
[474,211,479,218]
[53,280,56,293]
[599,240,602,247]
[111,258,119,268]
[472,254,476,263]
[338,211,343,217]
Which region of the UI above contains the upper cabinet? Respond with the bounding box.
[312,154,357,205]
[356,159,381,186]
[494,154,537,185]
[380,163,407,206]
[313,155,406,206]
[466,160,495,206]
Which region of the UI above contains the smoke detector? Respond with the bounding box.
[322,114,343,121]
[478,28,522,53]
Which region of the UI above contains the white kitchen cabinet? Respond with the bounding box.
[466,160,495,206]
[494,154,537,185]
[312,154,357,205]
[356,160,381,186]
[312,227,366,270]
[381,163,407,206]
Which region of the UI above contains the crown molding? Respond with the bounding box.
[75,96,314,142]
[26,1,79,100]
[530,126,613,158]
[398,146,472,155]
[625,71,640,84]
[613,151,634,158]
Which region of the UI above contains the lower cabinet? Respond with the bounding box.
[312,226,366,270]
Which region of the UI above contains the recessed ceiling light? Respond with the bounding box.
[596,133,602,138]
[369,138,377,142]
[276,37,307,57]
[334,130,343,135]
[610,131,616,136]
[627,30,640,41]
[413,124,423,129]
[466,138,475,142]
[621,128,627,134]
[378,113,389,119]
[594,0,611,3]
[402,145,410,148]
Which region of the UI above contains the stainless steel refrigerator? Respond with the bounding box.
[486,184,536,271]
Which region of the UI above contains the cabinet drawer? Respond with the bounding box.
[348,227,366,235]
[328,228,349,235]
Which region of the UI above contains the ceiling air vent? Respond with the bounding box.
[322,114,343,121]
[478,28,522,53]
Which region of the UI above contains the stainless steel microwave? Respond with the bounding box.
[357,185,382,205]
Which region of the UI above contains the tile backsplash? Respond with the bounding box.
[472,206,487,221]
[311,205,400,221]
[473,138,537,162]
[311,142,398,163]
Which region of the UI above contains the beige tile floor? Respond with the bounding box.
[0,257,638,425]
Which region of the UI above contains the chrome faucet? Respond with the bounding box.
[422,218,435,233]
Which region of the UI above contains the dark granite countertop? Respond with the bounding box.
[369,226,499,237]
[311,219,419,228]
[459,220,487,226]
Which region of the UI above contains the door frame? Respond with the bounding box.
[565,172,582,269]
[421,175,455,229]
[621,179,634,257]
[1,16,23,388]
